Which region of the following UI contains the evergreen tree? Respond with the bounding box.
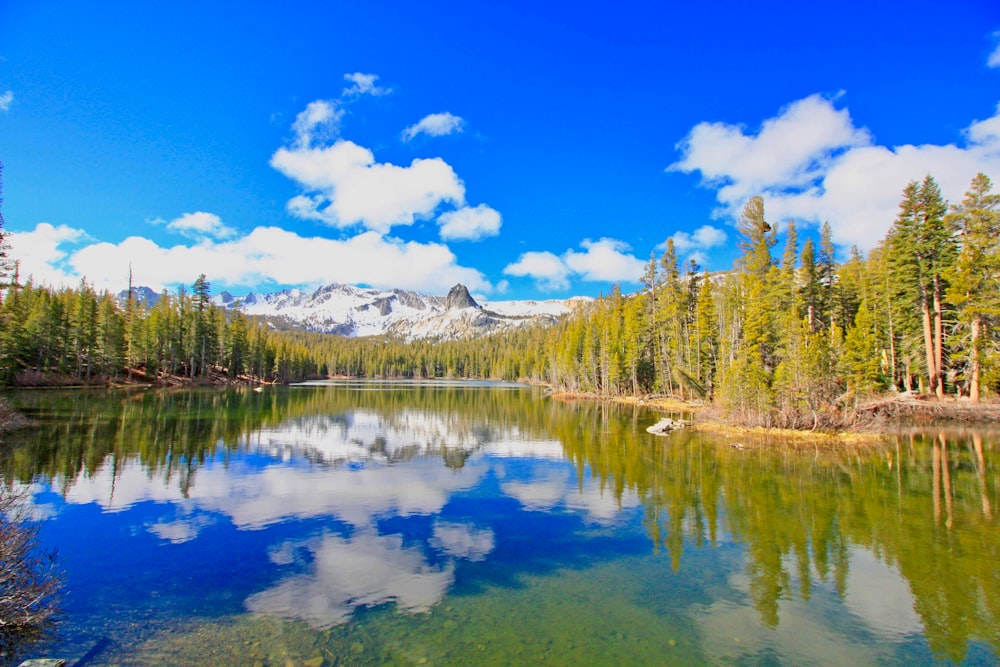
[944,173,1000,401]
[887,176,954,398]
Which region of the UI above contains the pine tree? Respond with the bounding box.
[191,275,215,377]
[693,271,718,395]
[944,173,1000,401]
[737,196,777,368]
[887,176,954,398]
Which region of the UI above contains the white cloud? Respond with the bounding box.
[12,223,491,294]
[0,90,12,112]
[288,72,389,148]
[292,99,343,148]
[667,225,728,269]
[343,72,391,97]
[504,238,645,291]
[670,94,871,205]
[272,139,466,234]
[165,211,237,240]
[437,204,501,241]
[670,94,1000,250]
[402,112,465,141]
[503,250,571,290]
[7,222,86,286]
[669,225,727,253]
[564,238,646,282]
[989,32,1000,69]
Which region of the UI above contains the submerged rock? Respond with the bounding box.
[646,417,687,435]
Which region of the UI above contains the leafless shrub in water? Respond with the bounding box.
[0,485,62,665]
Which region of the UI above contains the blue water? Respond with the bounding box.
[2,382,997,665]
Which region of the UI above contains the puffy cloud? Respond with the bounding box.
[503,250,571,290]
[564,238,646,282]
[12,222,491,294]
[292,99,343,148]
[990,32,1000,69]
[670,94,1000,250]
[0,90,12,112]
[667,225,728,268]
[287,72,389,148]
[272,139,466,233]
[670,224,727,253]
[165,211,237,240]
[504,238,645,291]
[343,72,391,97]
[670,94,871,205]
[437,204,501,241]
[7,222,86,286]
[402,112,465,141]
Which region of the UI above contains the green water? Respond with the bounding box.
[1,381,997,666]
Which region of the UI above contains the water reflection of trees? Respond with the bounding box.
[0,385,563,491]
[559,424,999,662]
[4,388,998,660]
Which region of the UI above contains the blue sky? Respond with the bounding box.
[1,1,999,300]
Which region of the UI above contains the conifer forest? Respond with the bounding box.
[1,172,997,430]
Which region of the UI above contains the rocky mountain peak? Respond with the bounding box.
[445,284,479,310]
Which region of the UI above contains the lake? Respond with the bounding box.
[1,380,997,666]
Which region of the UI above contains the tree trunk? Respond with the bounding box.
[886,278,898,389]
[921,296,937,396]
[932,278,945,399]
[970,316,982,402]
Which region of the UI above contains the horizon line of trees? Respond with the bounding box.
[0,270,329,384]
[1,165,999,429]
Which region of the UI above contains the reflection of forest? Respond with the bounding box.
[3,387,997,661]
[559,425,1000,662]
[0,384,567,489]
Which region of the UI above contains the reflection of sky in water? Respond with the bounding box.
[15,395,960,664]
[246,530,456,628]
[27,409,640,629]
[695,546,925,666]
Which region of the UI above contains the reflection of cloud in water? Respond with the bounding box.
[55,456,486,538]
[566,484,638,524]
[431,520,495,561]
[844,547,922,639]
[481,439,566,459]
[246,530,454,628]
[146,513,217,544]
[250,410,529,465]
[9,482,59,521]
[215,459,485,528]
[37,414,626,542]
[501,467,639,524]
[696,546,920,665]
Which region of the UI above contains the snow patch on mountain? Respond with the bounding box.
[210,283,588,340]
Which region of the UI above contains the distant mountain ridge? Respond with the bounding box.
[119,283,590,341]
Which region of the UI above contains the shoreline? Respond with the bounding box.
[5,377,1000,445]
[551,389,1000,444]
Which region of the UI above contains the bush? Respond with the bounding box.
[0,486,62,665]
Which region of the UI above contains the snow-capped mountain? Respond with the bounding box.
[211,283,589,340]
